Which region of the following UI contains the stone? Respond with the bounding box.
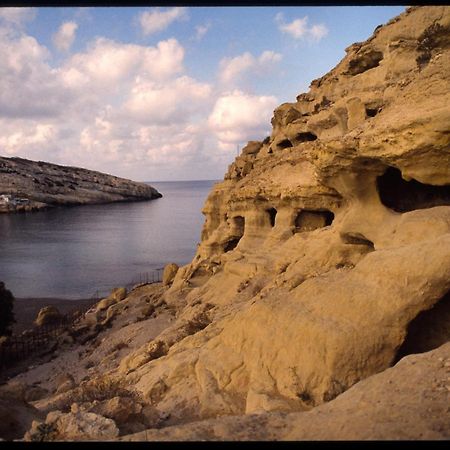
[96,297,117,312]
[91,396,142,426]
[241,141,263,156]
[110,287,127,302]
[25,410,119,441]
[35,306,63,327]
[163,263,179,286]
[55,373,76,395]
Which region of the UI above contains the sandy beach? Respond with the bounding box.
[12,297,97,334]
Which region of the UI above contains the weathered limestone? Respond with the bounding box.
[162,264,179,286]
[121,5,450,428]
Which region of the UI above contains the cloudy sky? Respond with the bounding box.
[0,5,405,181]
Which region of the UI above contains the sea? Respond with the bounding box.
[0,180,218,299]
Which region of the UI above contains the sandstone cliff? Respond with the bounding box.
[125,4,450,424]
[0,156,161,212]
[3,5,450,441]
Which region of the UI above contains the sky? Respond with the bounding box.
[0,5,406,182]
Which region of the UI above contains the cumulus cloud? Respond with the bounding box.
[0,19,217,180]
[139,7,188,36]
[53,21,78,51]
[62,37,185,90]
[219,50,282,86]
[208,90,278,149]
[0,27,73,119]
[0,13,281,181]
[275,13,328,42]
[124,76,212,125]
[309,23,329,41]
[195,23,210,41]
[0,7,36,26]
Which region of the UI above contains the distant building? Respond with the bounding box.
[0,194,12,204]
[0,194,29,206]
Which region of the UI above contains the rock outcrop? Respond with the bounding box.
[0,156,161,213]
[121,5,450,425]
[35,306,63,327]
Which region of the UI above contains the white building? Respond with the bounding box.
[0,194,12,204]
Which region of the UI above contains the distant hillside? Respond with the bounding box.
[0,156,162,213]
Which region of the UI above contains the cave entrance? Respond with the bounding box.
[267,208,277,227]
[223,216,245,253]
[377,167,450,213]
[393,289,450,364]
[295,132,318,143]
[223,238,241,252]
[294,209,334,233]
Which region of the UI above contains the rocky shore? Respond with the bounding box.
[0,157,161,213]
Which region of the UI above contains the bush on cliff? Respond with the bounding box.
[0,282,15,336]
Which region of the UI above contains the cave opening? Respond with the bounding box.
[295,132,318,143]
[223,216,245,253]
[267,208,277,227]
[223,238,241,253]
[365,107,379,117]
[393,289,450,365]
[294,209,334,233]
[377,167,450,213]
[277,139,294,149]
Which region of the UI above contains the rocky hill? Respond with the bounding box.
[0,156,161,212]
[1,5,449,441]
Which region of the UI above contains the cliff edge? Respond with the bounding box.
[0,156,161,212]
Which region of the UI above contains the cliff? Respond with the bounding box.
[2,5,449,441]
[0,156,161,212]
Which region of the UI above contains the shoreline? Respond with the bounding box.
[12,297,97,334]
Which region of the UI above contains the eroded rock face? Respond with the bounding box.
[117,6,450,426]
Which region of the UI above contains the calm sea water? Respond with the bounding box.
[0,180,217,299]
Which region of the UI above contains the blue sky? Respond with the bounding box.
[0,6,405,181]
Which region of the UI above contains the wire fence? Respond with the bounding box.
[0,267,164,372]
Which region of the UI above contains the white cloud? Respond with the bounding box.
[0,7,36,26]
[53,21,78,52]
[276,13,328,42]
[0,14,281,181]
[0,22,216,180]
[124,76,212,125]
[309,23,329,41]
[195,23,210,41]
[62,37,185,89]
[139,7,188,36]
[219,50,282,85]
[208,90,278,148]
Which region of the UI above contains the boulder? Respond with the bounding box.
[110,287,127,302]
[241,141,263,156]
[55,373,76,395]
[163,263,179,286]
[34,306,63,327]
[24,410,119,441]
[95,297,117,312]
[90,396,142,426]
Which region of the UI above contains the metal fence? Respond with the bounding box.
[0,267,164,372]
